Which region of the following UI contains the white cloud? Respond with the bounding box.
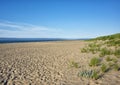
[0,21,63,38]
[0,23,22,29]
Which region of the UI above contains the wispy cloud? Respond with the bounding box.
[0,20,63,38]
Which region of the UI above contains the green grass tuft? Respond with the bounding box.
[89,57,100,67]
[106,39,120,46]
[69,61,79,68]
[81,48,88,53]
[101,64,107,73]
[114,48,120,58]
[100,48,112,57]
[113,64,120,71]
[112,58,118,63]
[106,56,112,61]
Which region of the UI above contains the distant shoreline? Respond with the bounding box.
[0,38,90,44]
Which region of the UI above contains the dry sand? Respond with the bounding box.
[0,41,120,85]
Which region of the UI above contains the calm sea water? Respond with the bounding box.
[0,38,90,43]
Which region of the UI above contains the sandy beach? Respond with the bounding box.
[0,41,120,85]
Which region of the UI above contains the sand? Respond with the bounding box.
[0,41,120,85]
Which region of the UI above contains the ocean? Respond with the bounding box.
[0,38,89,43]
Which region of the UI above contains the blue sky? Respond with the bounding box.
[0,0,120,38]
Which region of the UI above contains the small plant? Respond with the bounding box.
[101,64,107,72]
[100,48,112,57]
[111,58,118,63]
[116,55,120,58]
[114,48,120,57]
[92,70,99,80]
[78,70,99,80]
[69,61,79,68]
[89,48,96,54]
[81,48,88,53]
[113,64,120,71]
[88,43,101,48]
[106,56,112,61]
[108,62,114,67]
[89,57,100,67]
[87,43,101,54]
[106,39,120,46]
[99,53,104,57]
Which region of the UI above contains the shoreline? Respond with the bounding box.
[0,40,86,44]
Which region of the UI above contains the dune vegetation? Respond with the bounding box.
[80,33,120,80]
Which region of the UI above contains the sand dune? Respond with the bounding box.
[0,41,120,85]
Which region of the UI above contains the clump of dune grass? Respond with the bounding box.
[101,64,108,73]
[88,43,101,54]
[108,62,114,67]
[106,56,112,62]
[114,48,120,58]
[89,57,100,67]
[78,70,99,80]
[113,64,120,71]
[99,48,112,57]
[81,48,88,53]
[69,61,79,68]
[105,39,120,46]
[106,56,118,63]
[81,43,101,54]
[112,58,118,63]
[88,43,101,48]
